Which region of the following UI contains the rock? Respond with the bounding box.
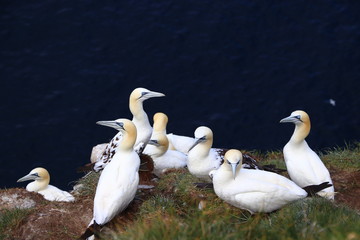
[0,188,44,210]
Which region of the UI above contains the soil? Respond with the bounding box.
[330,168,360,211]
[1,168,359,240]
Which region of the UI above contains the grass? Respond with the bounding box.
[320,142,360,170]
[0,208,33,240]
[95,144,360,240]
[105,172,360,240]
[74,171,100,197]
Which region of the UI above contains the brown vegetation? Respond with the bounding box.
[1,167,359,240]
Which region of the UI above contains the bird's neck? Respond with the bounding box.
[119,131,136,152]
[154,145,167,157]
[289,123,310,145]
[27,179,49,192]
[215,165,235,183]
[129,98,147,119]
[195,139,212,157]
[153,122,167,134]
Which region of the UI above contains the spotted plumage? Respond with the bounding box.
[93,87,165,172]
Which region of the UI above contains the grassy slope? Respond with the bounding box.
[1,143,359,240]
[106,143,360,240]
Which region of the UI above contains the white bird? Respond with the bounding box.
[17,167,75,202]
[143,112,169,155]
[143,112,187,176]
[167,133,195,154]
[280,110,335,200]
[147,135,188,177]
[93,87,165,172]
[187,126,265,181]
[212,149,331,214]
[89,118,140,230]
[187,126,224,180]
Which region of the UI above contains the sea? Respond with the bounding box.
[0,0,359,189]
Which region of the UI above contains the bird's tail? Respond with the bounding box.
[78,221,101,240]
[302,182,333,197]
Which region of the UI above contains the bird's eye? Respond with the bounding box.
[116,122,124,128]
[32,173,39,177]
[295,115,301,120]
[226,160,231,165]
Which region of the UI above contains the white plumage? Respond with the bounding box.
[143,112,168,155]
[280,110,335,200]
[212,149,308,214]
[143,112,187,176]
[90,118,140,226]
[187,126,224,181]
[17,167,75,202]
[167,133,195,154]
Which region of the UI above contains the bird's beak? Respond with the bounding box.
[148,139,160,146]
[231,163,238,180]
[279,116,297,123]
[188,136,206,152]
[96,120,123,130]
[144,90,165,99]
[17,173,37,182]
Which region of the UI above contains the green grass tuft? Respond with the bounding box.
[0,208,33,240]
[74,171,100,197]
[320,142,360,170]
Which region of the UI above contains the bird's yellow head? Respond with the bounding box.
[17,167,50,184]
[224,149,243,179]
[130,87,165,102]
[280,110,310,126]
[189,126,214,151]
[153,112,168,132]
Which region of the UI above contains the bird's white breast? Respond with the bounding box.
[283,141,333,187]
[188,148,221,180]
[152,150,187,176]
[93,151,140,225]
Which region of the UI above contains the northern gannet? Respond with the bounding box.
[17,167,75,202]
[280,110,335,200]
[143,113,187,177]
[93,87,165,172]
[212,149,332,213]
[147,134,187,177]
[143,112,169,155]
[187,126,266,181]
[85,118,140,237]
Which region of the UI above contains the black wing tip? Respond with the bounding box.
[303,182,333,196]
[262,164,287,174]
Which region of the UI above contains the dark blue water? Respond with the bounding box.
[1,1,359,190]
